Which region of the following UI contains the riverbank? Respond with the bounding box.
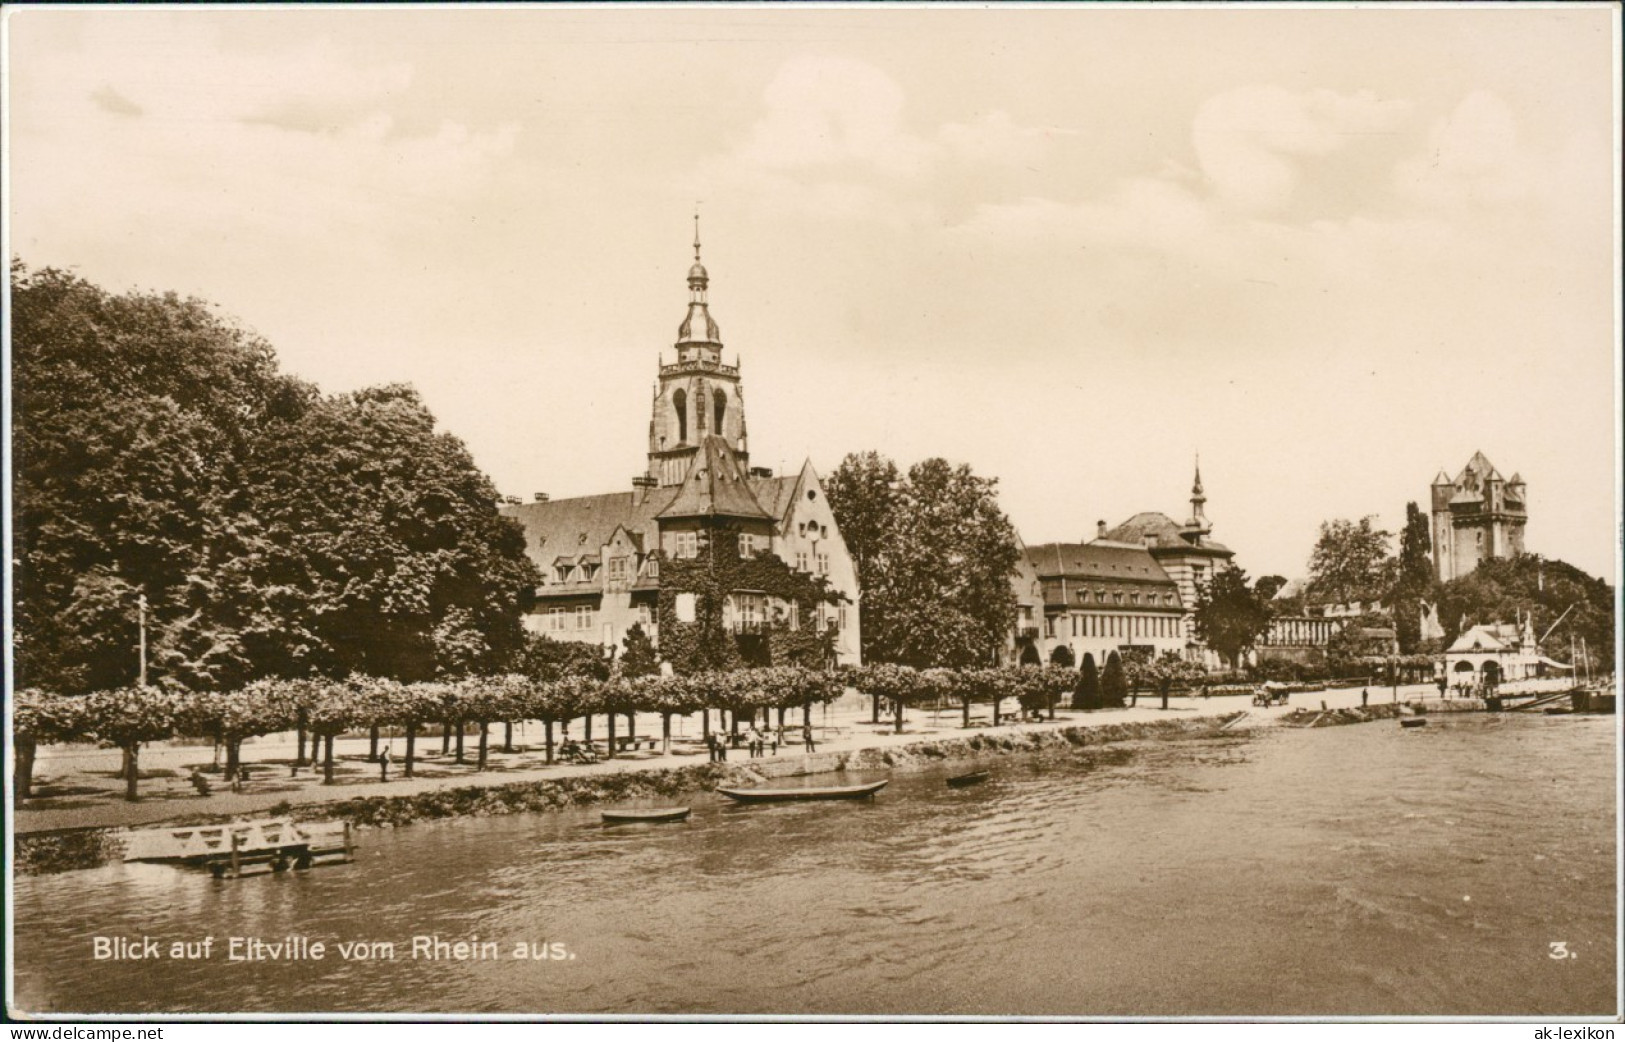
[15,709,1248,874]
[13,680,1460,874]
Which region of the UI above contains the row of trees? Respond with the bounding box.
[16,653,1223,803]
[14,666,849,802]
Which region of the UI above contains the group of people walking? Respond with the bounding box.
[705,724,817,763]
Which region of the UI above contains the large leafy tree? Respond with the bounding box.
[246,383,538,682]
[13,263,312,692]
[822,450,901,586]
[1306,516,1397,608]
[12,263,538,693]
[1192,566,1273,669]
[826,453,1019,668]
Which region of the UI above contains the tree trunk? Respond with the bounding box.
[607,712,617,759]
[441,723,451,755]
[323,734,336,785]
[455,719,466,764]
[993,697,1002,727]
[544,719,555,764]
[296,709,309,766]
[118,745,134,781]
[225,738,241,782]
[124,741,140,802]
[804,702,812,728]
[777,706,786,730]
[702,708,710,738]
[504,721,514,753]
[369,725,380,762]
[477,720,490,770]
[894,698,904,734]
[627,712,636,741]
[1048,692,1057,721]
[405,723,417,779]
[962,696,971,728]
[662,712,672,755]
[585,715,594,744]
[15,734,36,801]
[872,694,881,724]
[1160,688,1170,711]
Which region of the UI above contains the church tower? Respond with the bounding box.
[645,217,750,487]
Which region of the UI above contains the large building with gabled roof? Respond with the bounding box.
[1024,463,1238,669]
[499,225,861,665]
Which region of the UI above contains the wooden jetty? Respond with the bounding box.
[123,819,355,878]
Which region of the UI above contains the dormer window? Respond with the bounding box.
[554,564,574,583]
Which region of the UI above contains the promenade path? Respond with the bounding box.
[14,681,1445,836]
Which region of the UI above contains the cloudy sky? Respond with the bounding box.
[6,5,1619,583]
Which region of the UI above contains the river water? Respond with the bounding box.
[10,713,1618,1017]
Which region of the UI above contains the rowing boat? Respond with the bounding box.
[601,807,691,824]
[1399,718,1428,729]
[946,770,990,788]
[715,780,888,803]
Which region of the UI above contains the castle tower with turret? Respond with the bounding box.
[1430,452,1527,583]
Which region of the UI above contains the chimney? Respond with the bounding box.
[534,492,550,503]
[1096,520,1107,540]
[631,474,656,505]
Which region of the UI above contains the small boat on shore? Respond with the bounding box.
[1400,718,1428,729]
[946,770,990,788]
[601,807,691,825]
[716,780,888,803]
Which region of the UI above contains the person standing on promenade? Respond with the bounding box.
[803,724,816,754]
[1361,689,1369,708]
[379,745,392,782]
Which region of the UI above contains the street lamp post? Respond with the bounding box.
[137,592,149,688]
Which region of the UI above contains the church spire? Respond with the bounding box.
[678,210,720,347]
[1186,455,1209,533]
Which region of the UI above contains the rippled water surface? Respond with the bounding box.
[11,714,1618,1016]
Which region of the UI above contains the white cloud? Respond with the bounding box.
[1393,91,1533,210]
[9,24,516,262]
[1192,85,1411,212]
[736,54,940,177]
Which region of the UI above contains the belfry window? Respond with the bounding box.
[673,389,688,443]
[714,389,727,434]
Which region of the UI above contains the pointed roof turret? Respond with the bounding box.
[677,212,722,346]
[1185,455,1209,532]
[1433,469,1452,486]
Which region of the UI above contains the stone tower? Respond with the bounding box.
[1430,452,1527,583]
[644,217,750,487]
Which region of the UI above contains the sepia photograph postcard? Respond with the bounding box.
[4,1,1621,1024]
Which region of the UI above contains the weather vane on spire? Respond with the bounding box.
[693,205,702,262]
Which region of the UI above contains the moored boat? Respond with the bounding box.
[601,807,691,824]
[716,780,888,803]
[946,770,990,788]
[122,818,353,876]
[1400,718,1428,729]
